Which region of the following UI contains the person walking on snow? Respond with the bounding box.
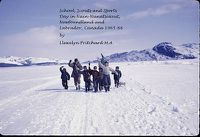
[112,66,122,88]
[98,67,104,91]
[80,66,91,92]
[98,61,116,92]
[89,63,100,92]
[60,66,70,90]
[68,58,82,90]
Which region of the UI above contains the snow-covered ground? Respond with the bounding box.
[0,59,199,135]
[0,56,68,67]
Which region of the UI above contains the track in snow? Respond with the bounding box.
[0,77,195,135]
[0,61,198,135]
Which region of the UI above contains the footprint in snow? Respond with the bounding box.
[147,106,156,114]
[172,106,179,112]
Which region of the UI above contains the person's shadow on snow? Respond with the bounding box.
[36,86,106,93]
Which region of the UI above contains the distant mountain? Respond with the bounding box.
[152,42,198,59]
[0,56,68,67]
[1,42,198,67]
[86,42,199,63]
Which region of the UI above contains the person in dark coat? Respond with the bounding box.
[112,66,122,88]
[89,63,99,92]
[60,66,70,89]
[68,58,82,90]
[80,66,91,92]
[98,67,104,91]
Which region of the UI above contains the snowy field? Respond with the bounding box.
[0,59,199,135]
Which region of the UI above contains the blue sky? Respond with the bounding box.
[0,0,199,61]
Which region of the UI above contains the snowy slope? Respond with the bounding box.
[0,59,198,135]
[0,56,68,67]
[175,43,199,58]
[88,42,199,63]
[1,43,198,67]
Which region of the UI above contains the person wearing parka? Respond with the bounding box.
[98,61,116,92]
[112,66,122,88]
[60,66,70,90]
[68,58,82,90]
[80,66,91,92]
[89,63,100,92]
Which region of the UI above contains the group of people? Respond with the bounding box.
[59,57,122,92]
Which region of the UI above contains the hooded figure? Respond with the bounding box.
[89,64,100,92]
[98,67,104,91]
[80,66,91,92]
[68,58,82,90]
[98,61,116,92]
[112,66,122,88]
[60,66,70,90]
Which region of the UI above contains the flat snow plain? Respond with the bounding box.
[0,59,199,135]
